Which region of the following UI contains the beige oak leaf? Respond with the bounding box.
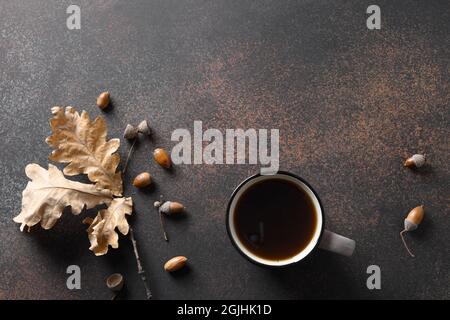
[46,106,123,196]
[13,164,113,231]
[87,197,133,256]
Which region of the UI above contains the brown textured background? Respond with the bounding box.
[0,0,448,299]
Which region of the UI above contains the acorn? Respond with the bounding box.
[153,148,171,168]
[164,256,187,272]
[154,198,185,241]
[158,201,185,215]
[404,154,426,168]
[403,205,424,232]
[400,205,425,257]
[96,91,110,110]
[133,172,152,188]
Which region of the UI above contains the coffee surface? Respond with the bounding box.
[234,178,317,261]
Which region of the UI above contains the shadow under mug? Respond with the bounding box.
[226,171,356,267]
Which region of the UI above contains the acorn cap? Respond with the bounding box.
[137,120,151,135]
[404,219,418,232]
[106,273,124,292]
[123,124,138,140]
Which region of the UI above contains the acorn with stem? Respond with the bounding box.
[400,205,425,257]
[154,195,185,241]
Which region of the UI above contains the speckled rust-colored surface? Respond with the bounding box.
[0,0,448,299]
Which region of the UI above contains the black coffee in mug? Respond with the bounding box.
[233,178,317,261]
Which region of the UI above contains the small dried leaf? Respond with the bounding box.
[13,164,112,231]
[46,106,123,196]
[87,197,133,256]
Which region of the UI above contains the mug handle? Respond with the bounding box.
[318,230,356,257]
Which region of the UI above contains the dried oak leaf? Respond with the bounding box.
[87,197,133,256]
[13,164,112,231]
[46,106,123,196]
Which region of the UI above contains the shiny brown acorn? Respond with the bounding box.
[133,172,152,188]
[164,256,187,272]
[96,91,110,110]
[153,148,171,168]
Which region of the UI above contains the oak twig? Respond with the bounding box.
[122,136,151,298]
[129,227,152,299]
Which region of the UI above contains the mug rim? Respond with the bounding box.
[226,171,325,268]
